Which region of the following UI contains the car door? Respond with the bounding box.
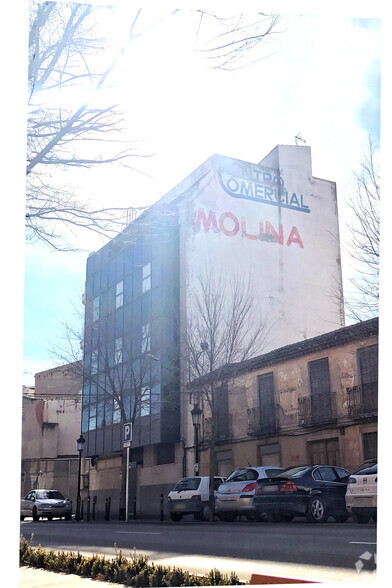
[22,491,34,515]
[317,467,347,513]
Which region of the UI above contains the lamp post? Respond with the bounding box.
[191,403,202,474]
[76,434,85,521]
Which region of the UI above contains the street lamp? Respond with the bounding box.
[76,434,85,521]
[191,403,202,474]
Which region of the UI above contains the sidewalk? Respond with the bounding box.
[19,566,123,587]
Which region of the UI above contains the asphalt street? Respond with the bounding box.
[20,517,377,583]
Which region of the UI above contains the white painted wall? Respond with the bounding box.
[181,146,344,353]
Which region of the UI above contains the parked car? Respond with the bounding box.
[167,476,225,521]
[21,489,72,521]
[215,466,284,522]
[345,458,377,523]
[253,465,351,523]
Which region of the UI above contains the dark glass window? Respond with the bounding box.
[81,405,89,433]
[363,431,377,460]
[116,252,124,281]
[100,265,108,291]
[308,358,332,422]
[258,373,276,433]
[156,442,175,465]
[216,385,230,439]
[108,261,116,286]
[358,345,378,413]
[123,275,133,305]
[309,358,330,395]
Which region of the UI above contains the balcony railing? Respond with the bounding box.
[298,392,336,427]
[247,405,279,435]
[346,384,378,418]
[203,414,233,441]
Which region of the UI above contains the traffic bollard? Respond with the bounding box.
[92,496,97,521]
[80,499,84,521]
[133,497,136,520]
[87,495,90,522]
[160,493,164,522]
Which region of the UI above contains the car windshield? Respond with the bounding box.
[275,466,308,478]
[225,469,257,482]
[173,477,201,491]
[35,490,65,500]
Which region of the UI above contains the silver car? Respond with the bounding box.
[215,466,284,521]
[21,489,72,521]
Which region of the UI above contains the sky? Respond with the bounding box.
[20,3,382,386]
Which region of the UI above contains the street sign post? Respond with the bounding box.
[123,423,133,521]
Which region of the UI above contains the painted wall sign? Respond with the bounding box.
[195,208,304,248]
[217,163,310,213]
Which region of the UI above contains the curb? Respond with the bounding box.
[250,573,318,584]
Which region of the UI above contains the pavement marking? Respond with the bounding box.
[349,541,377,545]
[116,531,162,535]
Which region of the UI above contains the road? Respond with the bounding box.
[20,518,377,583]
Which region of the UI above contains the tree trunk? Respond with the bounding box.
[208,393,217,522]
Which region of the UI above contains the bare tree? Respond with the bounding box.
[194,10,282,71]
[184,271,271,520]
[26,3,281,250]
[26,2,175,250]
[51,292,161,515]
[345,137,380,321]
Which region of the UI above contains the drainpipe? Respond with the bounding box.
[182,439,187,477]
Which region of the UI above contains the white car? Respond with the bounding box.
[167,476,225,521]
[21,489,72,521]
[215,466,284,521]
[345,459,377,523]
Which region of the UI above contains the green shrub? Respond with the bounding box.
[19,535,244,585]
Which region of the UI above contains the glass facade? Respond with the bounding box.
[81,210,180,455]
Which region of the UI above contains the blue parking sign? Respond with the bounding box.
[123,422,132,446]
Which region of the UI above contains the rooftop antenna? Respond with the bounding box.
[295,133,306,145]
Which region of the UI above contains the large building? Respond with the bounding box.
[81,145,345,517]
[195,317,378,477]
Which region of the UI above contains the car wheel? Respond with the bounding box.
[333,514,349,523]
[372,514,377,522]
[306,496,328,523]
[200,505,211,521]
[20,515,25,521]
[47,515,53,521]
[218,512,237,522]
[32,507,40,521]
[352,511,371,524]
[245,512,257,521]
[170,512,183,522]
[65,513,72,521]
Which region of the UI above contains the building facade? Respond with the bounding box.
[81,145,346,517]
[194,318,378,477]
[21,362,82,503]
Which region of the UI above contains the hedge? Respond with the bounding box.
[20,535,243,586]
